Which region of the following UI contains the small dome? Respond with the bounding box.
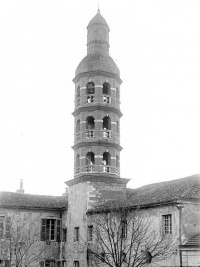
[75,52,120,77]
[87,11,109,30]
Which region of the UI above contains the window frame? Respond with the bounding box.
[162,214,172,235]
[87,225,93,242]
[86,82,95,95]
[74,227,79,242]
[44,260,56,267]
[74,261,79,267]
[41,218,61,242]
[62,228,67,242]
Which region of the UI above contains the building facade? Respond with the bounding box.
[0,10,200,267]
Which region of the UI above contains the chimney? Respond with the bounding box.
[62,188,68,197]
[16,179,25,194]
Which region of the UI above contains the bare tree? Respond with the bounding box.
[87,207,175,267]
[0,213,45,267]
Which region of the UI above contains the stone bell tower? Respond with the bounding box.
[66,10,129,208]
[65,10,130,267]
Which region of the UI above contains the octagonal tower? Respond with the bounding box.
[72,10,122,179]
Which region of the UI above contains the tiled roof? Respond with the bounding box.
[181,234,200,248]
[0,191,68,210]
[127,174,200,207]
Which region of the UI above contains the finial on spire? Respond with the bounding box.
[97,0,100,13]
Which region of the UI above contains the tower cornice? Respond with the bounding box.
[72,140,123,151]
[72,104,123,118]
[65,174,130,187]
[73,70,122,84]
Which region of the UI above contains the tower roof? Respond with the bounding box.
[75,52,120,77]
[87,10,109,30]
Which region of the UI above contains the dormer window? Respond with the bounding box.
[103,82,111,95]
[86,82,95,94]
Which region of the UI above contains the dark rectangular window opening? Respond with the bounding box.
[74,227,79,242]
[162,214,172,234]
[87,225,93,241]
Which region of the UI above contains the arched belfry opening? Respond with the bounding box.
[86,116,95,129]
[86,82,95,94]
[86,152,95,165]
[103,116,111,130]
[103,152,111,165]
[103,82,111,95]
[86,152,95,172]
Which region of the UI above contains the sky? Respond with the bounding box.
[0,0,200,196]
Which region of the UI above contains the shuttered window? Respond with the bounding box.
[62,228,67,242]
[5,217,11,238]
[56,220,61,242]
[40,219,61,241]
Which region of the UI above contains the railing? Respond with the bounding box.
[74,165,120,176]
[86,130,94,138]
[76,97,81,106]
[75,130,119,142]
[75,95,120,108]
[86,165,95,173]
[103,95,111,104]
[103,166,110,173]
[103,130,111,138]
[86,95,95,103]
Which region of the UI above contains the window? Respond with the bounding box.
[103,82,111,95]
[41,219,61,241]
[103,116,111,130]
[74,261,79,267]
[103,152,111,166]
[86,82,95,94]
[45,260,55,267]
[62,228,67,242]
[87,225,93,241]
[121,219,127,239]
[162,214,172,234]
[5,217,11,238]
[0,216,11,239]
[86,116,95,130]
[86,152,95,165]
[0,216,4,238]
[74,227,79,242]
[100,252,105,261]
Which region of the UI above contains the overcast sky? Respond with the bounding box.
[0,0,200,196]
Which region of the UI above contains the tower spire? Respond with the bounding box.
[97,0,100,13]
